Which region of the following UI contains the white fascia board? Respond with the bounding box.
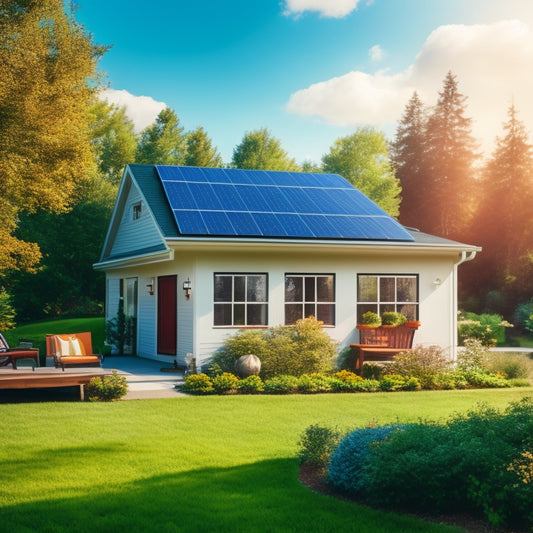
[93,248,174,271]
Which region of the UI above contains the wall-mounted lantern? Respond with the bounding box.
[183,278,192,300]
[146,278,154,295]
[432,277,442,287]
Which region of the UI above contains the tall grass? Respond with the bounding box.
[0,389,531,532]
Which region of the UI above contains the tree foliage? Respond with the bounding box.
[136,107,187,165]
[0,0,103,275]
[421,71,479,238]
[232,128,300,171]
[184,126,223,167]
[322,127,402,216]
[90,100,137,184]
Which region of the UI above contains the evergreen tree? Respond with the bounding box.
[391,92,427,228]
[232,128,300,171]
[136,107,187,165]
[462,104,533,316]
[422,72,479,238]
[322,127,402,216]
[0,0,103,275]
[184,126,224,167]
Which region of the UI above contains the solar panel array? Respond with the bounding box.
[155,166,413,241]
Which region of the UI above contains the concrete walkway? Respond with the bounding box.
[102,356,188,399]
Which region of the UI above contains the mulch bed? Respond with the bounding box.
[298,462,523,533]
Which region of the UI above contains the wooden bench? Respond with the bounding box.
[350,326,417,375]
[46,332,102,371]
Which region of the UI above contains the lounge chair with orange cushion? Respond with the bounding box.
[46,332,102,371]
[0,333,40,370]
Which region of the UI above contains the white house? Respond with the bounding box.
[94,164,480,370]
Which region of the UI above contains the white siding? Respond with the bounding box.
[110,184,165,258]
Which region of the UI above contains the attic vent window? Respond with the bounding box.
[132,202,142,220]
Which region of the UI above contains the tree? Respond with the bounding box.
[421,71,479,238]
[322,127,402,216]
[461,104,533,316]
[90,100,137,185]
[136,107,187,165]
[184,126,223,167]
[0,0,103,275]
[391,92,427,228]
[232,128,300,171]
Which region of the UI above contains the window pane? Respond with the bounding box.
[397,277,417,302]
[380,278,395,302]
[317,276,334,302]
[304,277,315,302]
[214,304,232,325]
[399,304,417,321]
[358,276,377,301]
[380,303,395,314]
[214,276,232,302]
[304,303,315,319]
[357,304,377,323]
[285,304,302,325]
[234,304,245,325]
[317,304,335,325]
[234,276,246,302]
[247,303,267,325]
[247,275,267,302]
[285,276,302,302]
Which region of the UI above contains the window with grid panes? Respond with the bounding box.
[214,274,268,326]
[356,274,418,322]
[284,274,335,325]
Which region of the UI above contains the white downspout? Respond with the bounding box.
[451,251,478,360]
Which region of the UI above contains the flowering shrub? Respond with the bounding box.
[86,370,128,401]
[457,311,513,346]
[182,373,214,394]
[212,372,239,394]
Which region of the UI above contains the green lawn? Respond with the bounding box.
[1,389,531,532]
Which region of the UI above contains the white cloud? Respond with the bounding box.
[369,44,385,62]
[98,89,166,132]
[283,0,362,18]
[287,20,533,155]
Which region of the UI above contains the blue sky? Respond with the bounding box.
[76,0,533,165]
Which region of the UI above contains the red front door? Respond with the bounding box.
[157,275,177,355]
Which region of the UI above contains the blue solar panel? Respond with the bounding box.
[155,165,413,241]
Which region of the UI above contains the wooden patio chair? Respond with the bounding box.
[0,333,39,370]
[46,332,102,371]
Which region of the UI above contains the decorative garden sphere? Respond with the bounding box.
[235,354,261,377]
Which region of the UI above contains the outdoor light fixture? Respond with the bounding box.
[433,277,442,287]
[146,278,154,295]
[183,278,192,299]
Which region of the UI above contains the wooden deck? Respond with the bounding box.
[0,368,111,400]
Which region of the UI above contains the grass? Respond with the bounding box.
[1,389,532,532]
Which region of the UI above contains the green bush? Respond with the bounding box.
[362,363,384,380]
[0,289,16,330]
[380,311,406,326]
[298,424,344,470]
[86,370,128,401]
[355,398,533,529]
[379,374,420,391]
[182,373,214,394]
[263,375,299,394]
[513,299,533,332]
[486,351,531,379]
[458,311,513,346]
[212,372,239,394]
[297,373,335,393]
[359,311,381,326]
[386,345,451,389]
[334,369,362,383]
[456,337,490,372]
[237,375,264,394]
[210,317,337,379]
[457,369,510,388]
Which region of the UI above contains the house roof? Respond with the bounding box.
[95,164,480,269]
[150,164,415,241]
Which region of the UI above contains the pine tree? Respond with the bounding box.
[391,92,427,228]
[422,72,479,239]
[462,104,533,315]
[136,107,187,165]
[184,126,224,167]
